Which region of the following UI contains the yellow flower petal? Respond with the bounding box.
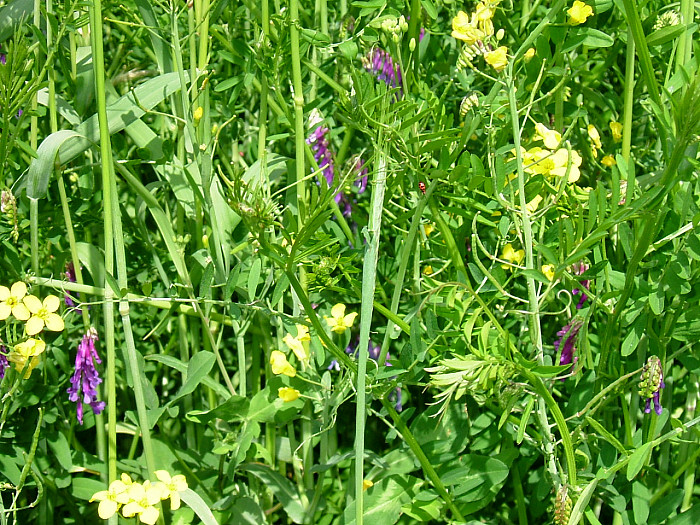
[12,303,30,321]
[97,499,118,520]
[26,316,44,336]
[278,387,301,402]
[43,295,60,313]
[169,491,181,510]
[10,282,27,299]
[23,295,42,314]
[568,1,593,25]
[139,506,160,525]
[0,286,9,301]
[270,350,296,377]
[45,313,65,332]
[0,304,10,320]
[330,304,346,318]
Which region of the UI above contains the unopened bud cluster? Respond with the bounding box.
[639,356,665,415]
[553,486,572,525]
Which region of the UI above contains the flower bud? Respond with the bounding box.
[409,37,416,52]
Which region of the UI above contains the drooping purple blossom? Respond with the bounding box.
[554,318,583,378]
[352,156,368,194]
[0,345,8,380]
[64,261,78,308]
[306,126,336,195]
[363,48,402,91]
[571,262,590,309]
[67,328,105,424]
[640,356,665,415]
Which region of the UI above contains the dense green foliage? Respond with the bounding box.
[0,0,699,523]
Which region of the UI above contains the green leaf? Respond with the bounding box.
[0,0,33,41]
[344,476,416,525]
[626,442,651,481]
[338,40,359,60]
[420,0,438,20]
[632,481,651,524]
[242,463,305,524]
[562,28,614,52]
[26,130,84,199]
[665,504,700,525]
[622,313,646,356]
[646,24,689,48]
[179,488,220,525]
[165,352,217,406]
[146,354,231,399]
[227,496,267,525]
[186,396,250,424]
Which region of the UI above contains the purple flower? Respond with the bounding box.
[0,345,9,379]
[64,261,78,308]
[352,156,368,194]
[571,262,590,309]
[0,45,5,66]
[363,48,402,91]
[555,318,583,376]
[67,328,105,424]
[306,126,336,196]
[639,356,665,415]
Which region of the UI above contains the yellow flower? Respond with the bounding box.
[324,304,358,334]
[550,148,582,183]
[423,223,435,236]
[601,155,617,167]
[23,294,64,335]
[122,481,162,525]
[8,338,46,378]
[484,46,508,72]
[0,282,30,321]
[283,324,310,362]
[363,479,374,491]
[90,478,131,520]
[534,123,562,150]
[526,194,543,213]
[542,264,555,281]
[423,265,434,275]
[193,106,203,121]
[587,124,602,150]
[154,470,188,511]
[500,243,524,270]
[278,387,301,402]
[524,47,536,61]
[270,350,296,377]
[452,11,485,44]
[568,1,593,25]
[610,121,623,142]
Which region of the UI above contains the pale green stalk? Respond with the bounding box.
[87,0,118,486]
[621,29,634,162]
[29,0,40,276]
[676,0,693,74]
[354,138,388,524]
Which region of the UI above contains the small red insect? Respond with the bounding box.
[418,181,426,194]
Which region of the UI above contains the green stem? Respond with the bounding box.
[354,139,388,524]
[621,29,634,162]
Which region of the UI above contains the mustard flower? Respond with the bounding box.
[0,282,30,321]
[363,479,374,491]
[550,149,582,183]
[500,243,524,269]
[23,294,64,335]
[484,46,508,72]
[601,155,616,167]
[324,303,358,334]
[122,481,162,525]
[610,121,623,142]
[278,386,301,402]
[8,338,45,378]
[542,264,556,281]
[90,478,131,520]
[452,11,485,45]
[283,327,310,363]
[568,1,593,25]
[524,47,536,61]
[534,123,562,150]
[154,470,188,511]
[270,350,296,377]
[587,124,602,150]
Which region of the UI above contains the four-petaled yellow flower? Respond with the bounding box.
[324,304,358,334]
[154,470,188,511]
[500,243,525,270]
[568,1,593,25]
[9,338,46,378]
[601,155,617,167]
[542,264,556,281]
[484,46,508,72]
[90,478,131,520]
[278,387,301,402]
[451,11,485,45]
[283,324,310,362]
[0,282,30,321]
[23,294,64,335]
[534,123,562,150]
[270,350,296,377]
[610,121,623,142]
[121,481,162,525]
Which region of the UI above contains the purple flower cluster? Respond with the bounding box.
[555,317,583,375]
[306,126,336,192]
[639,356,665,415]
[67,328,105,424]
[0,345,8,380]
[363,48,402,91]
